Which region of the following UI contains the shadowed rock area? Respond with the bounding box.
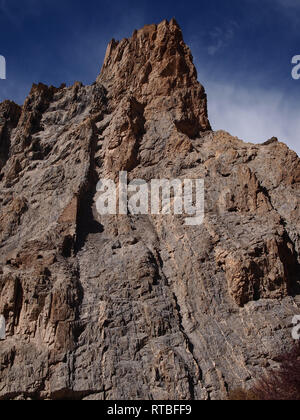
[0,19,299,400]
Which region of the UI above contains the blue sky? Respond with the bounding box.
[0,0,299,154]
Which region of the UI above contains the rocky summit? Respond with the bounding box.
[0,19,299,400]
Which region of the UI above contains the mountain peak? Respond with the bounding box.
[97,19,211,136]
[0,19,299,401]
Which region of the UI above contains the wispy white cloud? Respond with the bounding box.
[207,21,238,56]
[204,79,300,156]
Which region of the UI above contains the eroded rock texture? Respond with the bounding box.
[0,19,299,400]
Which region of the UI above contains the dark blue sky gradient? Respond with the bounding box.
[0,0,299,152]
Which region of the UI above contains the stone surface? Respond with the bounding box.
[0,19,299,400]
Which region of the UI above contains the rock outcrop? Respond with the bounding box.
[0,19,299,400]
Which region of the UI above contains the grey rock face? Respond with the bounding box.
[0,20,299,400]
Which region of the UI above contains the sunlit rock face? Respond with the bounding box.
[0,19,299,400]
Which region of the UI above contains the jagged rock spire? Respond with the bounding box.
[98,19,211,136]
[0,19,299,401]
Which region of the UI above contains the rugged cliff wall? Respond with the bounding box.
[0,19,299,400]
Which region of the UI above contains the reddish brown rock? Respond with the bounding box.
[0,101,21,171]
[0,20,299,400]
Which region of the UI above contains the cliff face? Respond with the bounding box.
[0,19,299,400]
